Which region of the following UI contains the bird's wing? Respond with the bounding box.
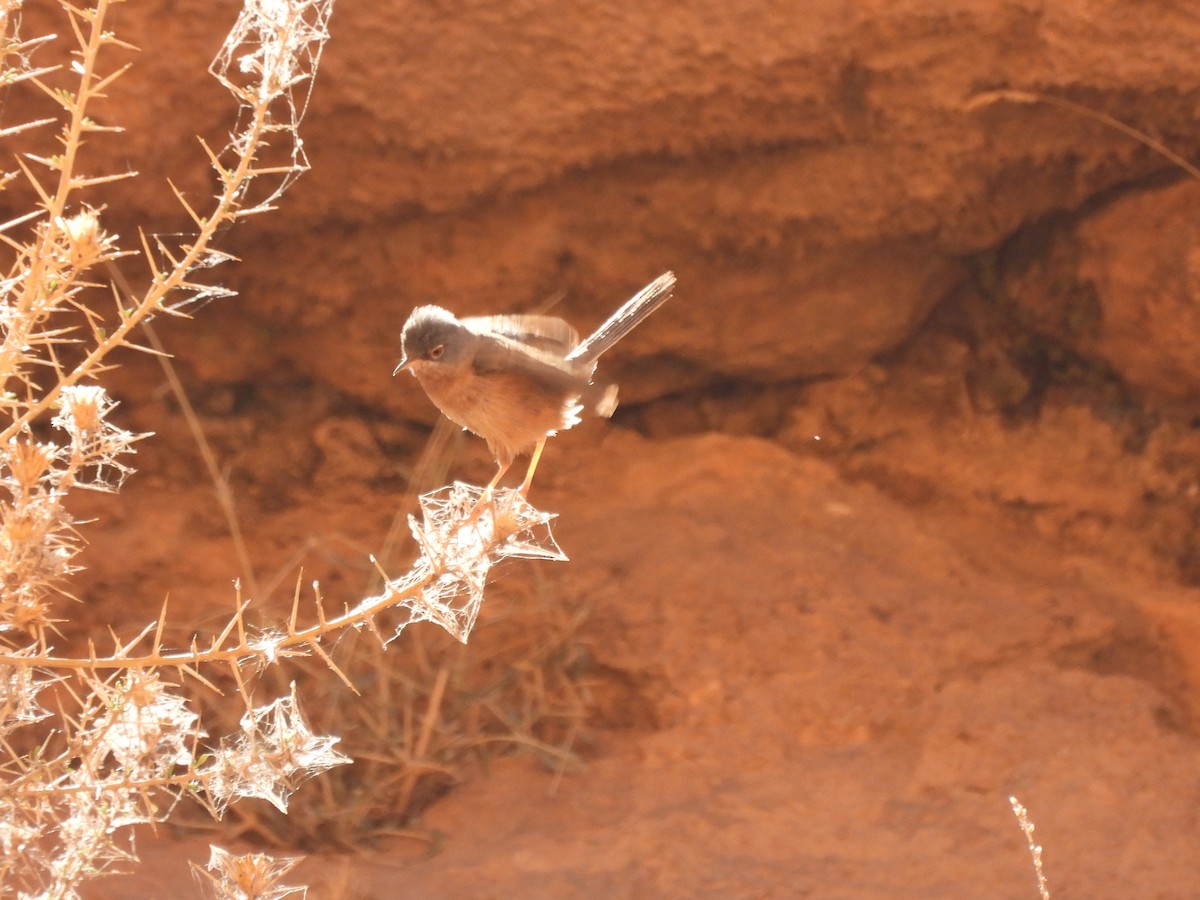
[462,314,580,355]
[471,334,595,392]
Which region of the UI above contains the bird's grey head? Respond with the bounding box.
[394,305,475,375]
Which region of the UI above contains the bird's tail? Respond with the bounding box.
[566,271,675,366]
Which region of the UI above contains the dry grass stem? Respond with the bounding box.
[1009,795,1051,900]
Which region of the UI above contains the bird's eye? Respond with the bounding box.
[428,344,445,360]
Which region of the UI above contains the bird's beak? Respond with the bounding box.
[392,356,411,376]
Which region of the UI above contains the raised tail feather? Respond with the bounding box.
[567,272,675,366]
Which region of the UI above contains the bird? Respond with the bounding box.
[394,271,675,498]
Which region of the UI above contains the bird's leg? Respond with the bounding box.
[465,440,542,526]
[466,458,511,522]
[518,437,547,496]
[480,460,510,504]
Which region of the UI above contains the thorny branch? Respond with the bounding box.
[0,2,567,897]
[0,3,574,895]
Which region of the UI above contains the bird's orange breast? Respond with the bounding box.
[411,362,580,466]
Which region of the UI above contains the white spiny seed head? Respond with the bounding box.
[58,385,108,435]
[56,207,115,270]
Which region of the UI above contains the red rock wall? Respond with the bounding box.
[11,2,1200,897]
[12,0,1200,406]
